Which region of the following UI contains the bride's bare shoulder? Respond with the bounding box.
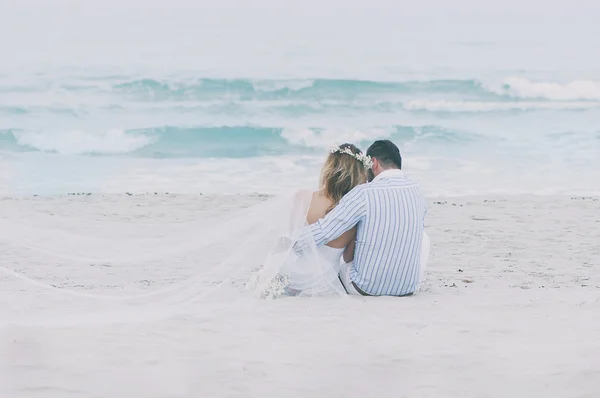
[292,189,325,203]
[293,189,313,198]
[310,190,329,205]
[291,189,313,207]
[306,191,332,223]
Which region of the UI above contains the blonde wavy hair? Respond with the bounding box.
[320,143,368,213]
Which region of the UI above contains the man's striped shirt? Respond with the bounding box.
[308,169,427,296]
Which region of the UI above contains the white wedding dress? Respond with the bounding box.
[1,188,429,326]
[271,233,430,298]
[274,245,345,297]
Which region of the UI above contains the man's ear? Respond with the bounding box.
[371,158,380,171]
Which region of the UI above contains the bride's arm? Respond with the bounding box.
[343,233,356,263]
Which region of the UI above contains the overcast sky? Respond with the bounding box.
[1,0,599,77]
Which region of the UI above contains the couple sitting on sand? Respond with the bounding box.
[276,140,429,297]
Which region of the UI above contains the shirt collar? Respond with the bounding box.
[372,169,404,182]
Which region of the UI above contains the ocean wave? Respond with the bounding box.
[2,129,156,155]
[108,78,489,101]
[0,127,289,157]
[280,125,476,150]
[0,106,29,115]
[487,77,600,101]
[404,99,600,112]
[4,98,599,120]
[6,75,600,104]
[280,127,394,148]
[3,76,490,104]
[250,79,316,93]
[0,105,84,117]
[0,125,474,157]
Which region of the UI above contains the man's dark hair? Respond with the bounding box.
[366,140,402,169]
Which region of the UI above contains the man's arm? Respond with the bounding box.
[294,186,367,253]
[310,187,366,246]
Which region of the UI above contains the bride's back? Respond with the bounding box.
[306,191,353,249]
[306,143,368,249]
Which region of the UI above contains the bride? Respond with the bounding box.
[261,143,370,297]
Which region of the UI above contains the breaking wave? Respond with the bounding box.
[0,125,475,157]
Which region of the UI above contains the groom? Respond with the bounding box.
[296,140,427,296]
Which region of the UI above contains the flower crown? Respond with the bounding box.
[329,146,374,169]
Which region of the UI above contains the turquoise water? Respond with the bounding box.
[1,73,599,196]
[1,2,599,195]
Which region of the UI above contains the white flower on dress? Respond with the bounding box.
[261,273,292,299]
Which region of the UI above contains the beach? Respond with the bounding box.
[1,193,599,397]
[2,1,599,396]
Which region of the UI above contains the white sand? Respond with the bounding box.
[1,194,600,397]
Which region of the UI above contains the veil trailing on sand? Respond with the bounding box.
[0,190,354,327]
